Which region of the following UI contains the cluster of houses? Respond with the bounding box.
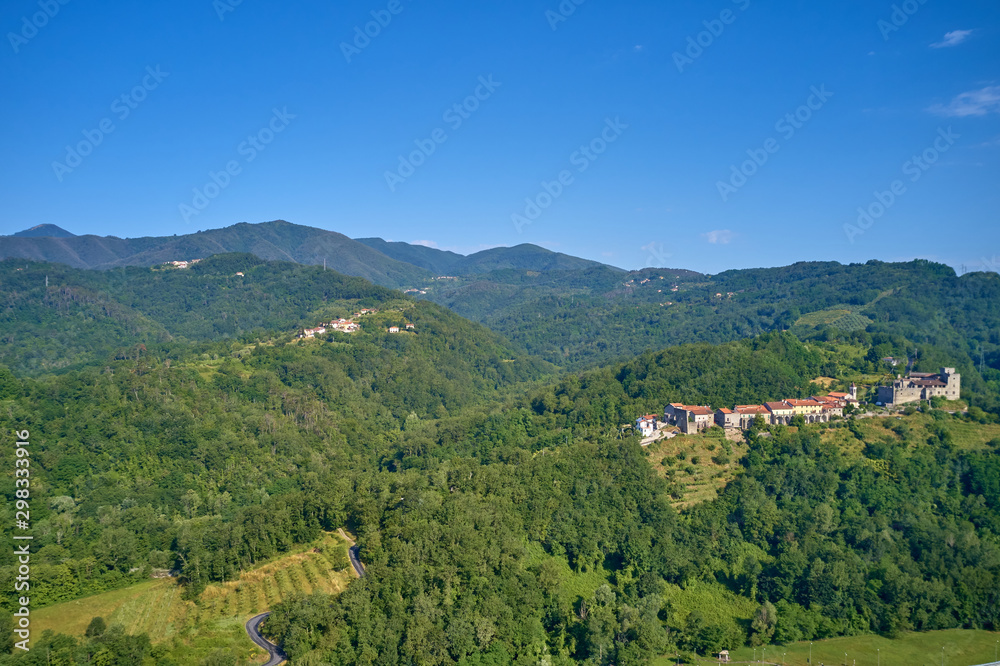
[163,259,202,269]
[299,309,379,339]
[635,385,859,437]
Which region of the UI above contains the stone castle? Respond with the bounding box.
[876,367,961,407]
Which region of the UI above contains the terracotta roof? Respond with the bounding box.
[735,405,769,414]
[765,402,792,411]
[785,399,822,407]
[717,408,733,414]
[686,406,714,416]
[910,377,946,385]
[827,392,850,398]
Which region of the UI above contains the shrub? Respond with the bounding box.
[85,616,107,638]
[712,453,731,466]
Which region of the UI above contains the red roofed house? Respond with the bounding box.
[678,405,715,434]
[635,415,659,438]
[714,408,740,429]
[735,405,770,429]
[765,401,795,426]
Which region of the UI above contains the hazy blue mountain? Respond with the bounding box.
[355,237,617,275]
[355,237,467,274]
[0,221,431,288]
[9,224,76,238]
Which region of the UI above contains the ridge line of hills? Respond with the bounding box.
[0,220,618,288]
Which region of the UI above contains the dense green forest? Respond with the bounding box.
[426,261,1000,409]
[260,424,999,665]
[1,254,998,665]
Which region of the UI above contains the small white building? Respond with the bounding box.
[635,415,658,438]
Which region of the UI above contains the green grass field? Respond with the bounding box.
[645,428,748,509]
[32,531,357,664]
[653,629,1000,666]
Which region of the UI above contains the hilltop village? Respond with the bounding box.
[298,309,416,339]
[636,385,860,438]
[636,367,963,440]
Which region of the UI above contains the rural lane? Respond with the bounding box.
[245,533,364,665]
[245,612,286,666]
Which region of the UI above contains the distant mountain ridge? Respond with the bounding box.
[9,224,76,238]
[354,237,615,275]
[0,221,431,288]
[0,221,619,288]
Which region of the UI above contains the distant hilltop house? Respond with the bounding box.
[403,288,428,295]
[329,318,359,333]
[300,326,327,339]
[877,367,960,406]
[635,415,660,438]
[299,317,361,339]
[164,259,202,269]
[659,385,858,434]
[388,326,400,334]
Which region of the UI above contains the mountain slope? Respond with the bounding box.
[0,221,431,288]
[0,254,551,379]
[354,237,615,275]
[10,224,76,238]
[354,237,466,274]
[459,243,613,274]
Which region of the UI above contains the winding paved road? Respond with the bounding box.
[245,533,364,665]
[245,612,287,666]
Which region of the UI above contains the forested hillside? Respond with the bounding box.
[424,260,1000,411]
[0,254,529,378]
[0,222,431,288]
[1,252,998,665]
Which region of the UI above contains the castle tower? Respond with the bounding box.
[849,383,858,401]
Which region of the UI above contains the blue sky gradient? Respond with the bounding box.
[2,0,998,273]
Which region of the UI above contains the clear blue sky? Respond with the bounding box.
[2,0,998,273]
